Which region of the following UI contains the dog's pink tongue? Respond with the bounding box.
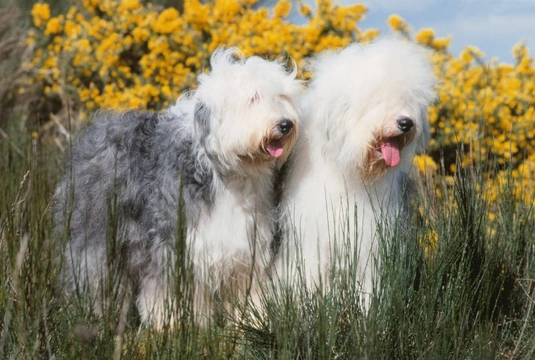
[267,141,284,158]
[381,141,401,167]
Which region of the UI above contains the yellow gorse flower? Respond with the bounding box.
[299,3,312,16]
[44,17,62,35]
[387,14,408,33]
[32,3,51,27]
[413,155,439,175]
[273,0,291,18]
[415,28,434,46]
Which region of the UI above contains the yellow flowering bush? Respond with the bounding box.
[27,0,370,112]
[26,3,535,208]
[389,15,535,209]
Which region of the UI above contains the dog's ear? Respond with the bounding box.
[194,100,212,146]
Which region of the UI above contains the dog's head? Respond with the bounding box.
[306,38,437,180]
[191,48,302,176]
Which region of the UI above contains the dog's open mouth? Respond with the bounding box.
[265,140,284,158]
[378,135,408,168]
[380,139,401,167]
[365,131,415,178]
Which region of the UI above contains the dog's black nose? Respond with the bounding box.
[277,119,294,135]
[397,117,414,133]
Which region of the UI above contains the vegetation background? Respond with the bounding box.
[0,0,534,358]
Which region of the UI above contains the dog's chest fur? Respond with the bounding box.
[188,174,274,279]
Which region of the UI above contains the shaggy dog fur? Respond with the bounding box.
[275,38,437,308]
[54,49,302,328]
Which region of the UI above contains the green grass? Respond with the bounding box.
[1,114,534,359]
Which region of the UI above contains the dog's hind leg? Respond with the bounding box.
[137,271,175,330]
[136,240,178,330]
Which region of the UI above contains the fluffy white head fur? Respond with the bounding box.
[173,48,302,176]
[304,38,437,179]
[278,38,437,308]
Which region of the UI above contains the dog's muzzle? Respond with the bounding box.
[377,117,415,169]
[263,119,295,158]
[277,119,294,135]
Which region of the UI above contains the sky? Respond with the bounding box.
[294,0,535,64]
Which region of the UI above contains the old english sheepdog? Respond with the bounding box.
[275,38,437,307]
[55,48,302,328]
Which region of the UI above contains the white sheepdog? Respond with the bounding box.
[55,48,302,328]
[275,38,437,308]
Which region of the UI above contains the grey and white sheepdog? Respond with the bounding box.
[54,48,302,328]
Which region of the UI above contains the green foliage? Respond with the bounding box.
[1,123,534,358]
